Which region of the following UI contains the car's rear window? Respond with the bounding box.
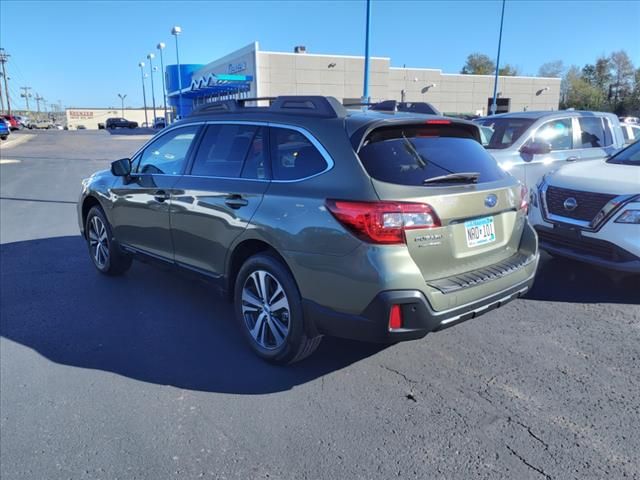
[358,125,507,185]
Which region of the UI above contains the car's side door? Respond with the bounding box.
[109,124,201,259]
[170,123,270,277]
[522,117,575,187]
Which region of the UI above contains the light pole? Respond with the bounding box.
[171,26,183,119]
[157,42,168,124]
[117,93,127,117]
[147,53,157,126]
[362,0,371,104]
[490,0,506,116]
[139,62,148,126]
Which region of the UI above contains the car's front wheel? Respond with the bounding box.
[85,206,132,275]
[234,253,321,364]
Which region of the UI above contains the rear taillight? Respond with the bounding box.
[519,185,528,212]
[389,305,403,330]
[326,200,441,245]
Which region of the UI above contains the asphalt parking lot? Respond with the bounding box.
[1,130,639,479]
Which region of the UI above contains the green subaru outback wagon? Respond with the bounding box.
[78,96,539,364]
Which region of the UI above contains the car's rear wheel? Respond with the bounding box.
[85,206,132,275]
[234,253,321,364]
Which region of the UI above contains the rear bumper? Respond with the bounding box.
[304,265,537,343]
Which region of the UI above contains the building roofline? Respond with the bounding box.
[389,67,442,72]
[439,72,561,81]
[260,50,390,60]
[65,107,153,110]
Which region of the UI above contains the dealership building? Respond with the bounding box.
[165,42,561,117]
[65,107,162,130]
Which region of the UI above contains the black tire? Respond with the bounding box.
[85,206,132,275]
[0,136,7,140]
[234,253,322,364]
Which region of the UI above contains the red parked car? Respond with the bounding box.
[1,115,22,131]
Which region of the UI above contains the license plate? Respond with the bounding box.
[464,216,496,248]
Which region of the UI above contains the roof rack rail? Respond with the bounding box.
[189,95,347,119]
[343,101,377,107]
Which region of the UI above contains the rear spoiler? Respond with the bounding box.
[349,117,482,152]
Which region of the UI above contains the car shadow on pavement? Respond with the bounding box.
[524,253,639,304]
[0,236,385,394]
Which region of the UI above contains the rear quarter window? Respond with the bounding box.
[358,125,507,185]
[270,127,328,180]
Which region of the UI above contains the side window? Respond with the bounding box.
[270,127,327,180]
[533,118,573,151]
[622,126,630,142]
[632,126,640,141]
[241,127,268,179]
[191,124,260,178]
[136,125,199,175]
[578,117,608,148]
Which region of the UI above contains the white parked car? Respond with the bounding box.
[621,122,640,145]
[529,140,640,273]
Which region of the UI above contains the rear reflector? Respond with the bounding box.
[519,185,528,212]
[326,200,441,244]
[389,305,403,330]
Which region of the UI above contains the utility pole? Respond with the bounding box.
[20,86,32,112]
[0,75,4,113]
[35,93,44,115]
[0,48,11,115]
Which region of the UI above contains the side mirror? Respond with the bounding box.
[520,140,551,157]
[111,158,132,176]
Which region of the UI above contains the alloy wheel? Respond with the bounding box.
[241,270,290,350]
[88,215,109,269]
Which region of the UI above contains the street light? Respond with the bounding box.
[421,83,436,94]
[157,41,168,124]
[139,62,148,126]
[171,26,183,119]
[490,0,506,115]
[361,0,371,104]
[147,53,157,126]
[117,93,127,117]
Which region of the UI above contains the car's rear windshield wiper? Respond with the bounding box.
[423,172,480,185]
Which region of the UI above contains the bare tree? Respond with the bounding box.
[538,60,564,78]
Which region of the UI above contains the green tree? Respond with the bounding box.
[622,68,640,115]
[538,60,564,78]
[594,57,612,91]
[561,66,606,110]
[461,53,495,75]
[498,64,519,76]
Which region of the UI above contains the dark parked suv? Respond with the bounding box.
[105,117,138,129]
[78,96,539,364]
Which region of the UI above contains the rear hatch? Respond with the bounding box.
[356,120,527,281]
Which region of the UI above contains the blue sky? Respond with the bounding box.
[1,0,639,109]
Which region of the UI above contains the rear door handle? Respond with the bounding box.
[154,190,170,202]
[225,195,249,209]
[565,156,579,162]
